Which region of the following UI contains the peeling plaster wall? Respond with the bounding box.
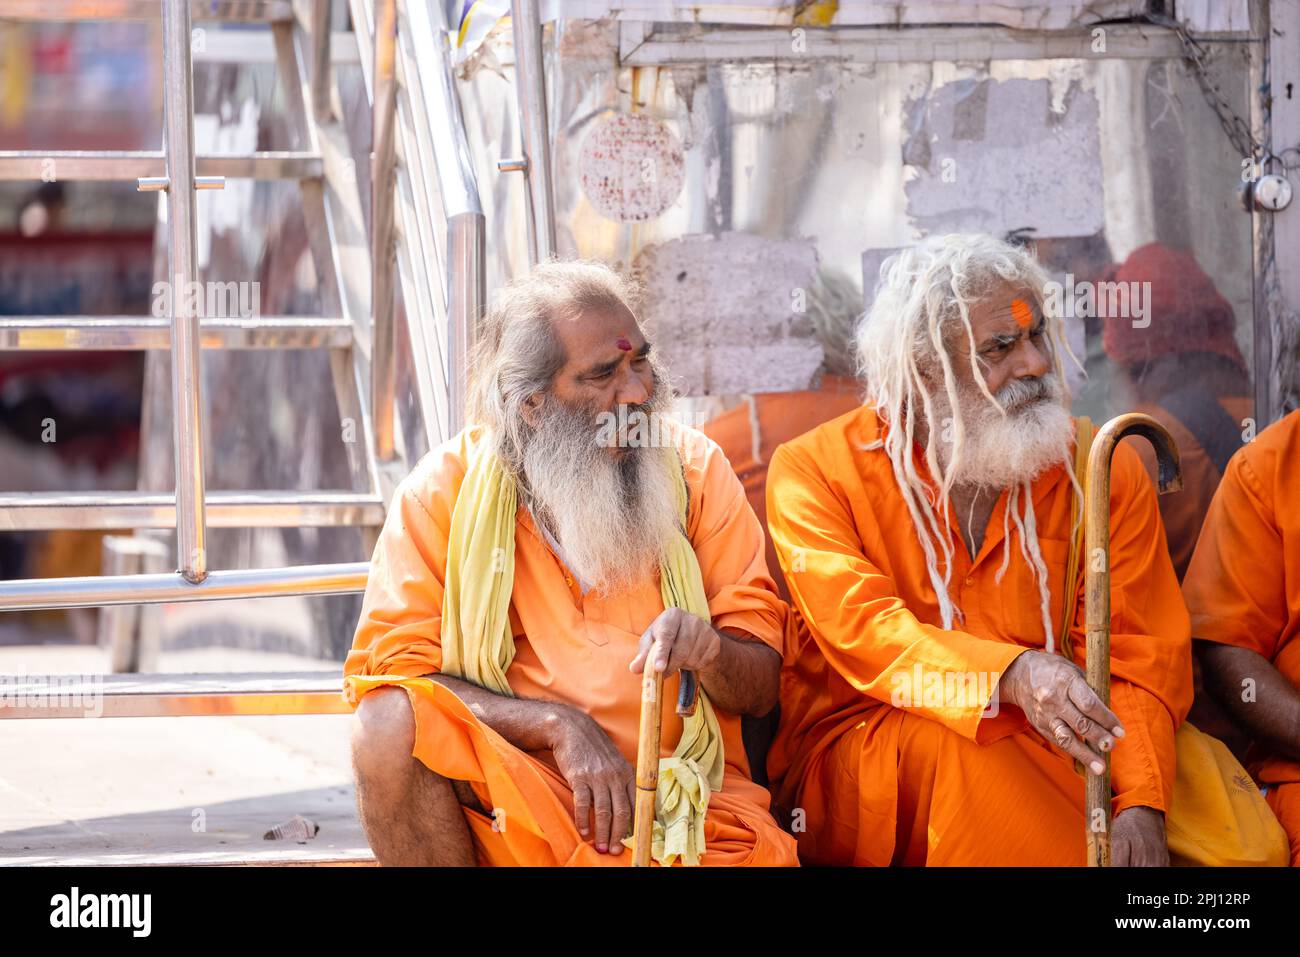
[531,1,1148,28]
[459,17,1259,409]
[903,76,1104,238]
[634,232,824,395]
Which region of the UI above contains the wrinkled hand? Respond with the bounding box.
[999,650,1125,773]
[629,607,721,678]
[547,708,634,855]
[1111,806,1168,866]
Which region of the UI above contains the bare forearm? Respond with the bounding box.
[1197,640,1300,761]
[697,629,780,718]
[427,673,567,752]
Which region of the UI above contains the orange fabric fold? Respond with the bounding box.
[348,674,796,866]
[1265,784,1300,867]
[795,706,1086,866]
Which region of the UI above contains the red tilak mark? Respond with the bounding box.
[1010,298,1034,330]
[616,336,632,351]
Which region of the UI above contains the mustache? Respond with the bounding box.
[995,375,1057,411]
[566,394,666,449]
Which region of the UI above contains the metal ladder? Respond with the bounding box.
[0,0,405,626]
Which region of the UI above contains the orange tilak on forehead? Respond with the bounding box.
[1010,298,1034,330]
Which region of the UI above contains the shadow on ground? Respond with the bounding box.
[0,784,373,865]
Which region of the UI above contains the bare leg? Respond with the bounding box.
[351,685,479,866]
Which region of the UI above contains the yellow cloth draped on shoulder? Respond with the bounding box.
[439,443,725,866]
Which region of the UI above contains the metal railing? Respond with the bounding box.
[0,0,486,613]
[0,491,384,531]
[0,563,369,612]
[353,0,486,447]
[509,0,557,265]
[407,0,487,433]
[0,0,293,21]
[158,0,210,583]
[0,0,373,612]
[0,671,352,718]
[370,0,399,461]
[0,151,321,180]
[0,316,352,350]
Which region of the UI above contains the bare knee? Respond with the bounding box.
[350,685,477,865]
[351,685,417,785]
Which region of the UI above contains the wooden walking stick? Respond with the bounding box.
[631,669,698,867]
[1083,413,1182,866]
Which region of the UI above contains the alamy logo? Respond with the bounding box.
[151,275,261,319]
[0,673,103,717]
[1042,274,1152,328]
[49,887,151,937]
[890,665,1001,717]
[593,408,710,449]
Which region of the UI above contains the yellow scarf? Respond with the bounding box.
[440,441,724,865]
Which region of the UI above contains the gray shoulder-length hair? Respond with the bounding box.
[467,259,640,472]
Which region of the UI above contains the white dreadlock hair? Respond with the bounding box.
[856,233,1083,653]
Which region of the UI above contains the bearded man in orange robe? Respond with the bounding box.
[345,261,797,867]
[766,233,1192,866]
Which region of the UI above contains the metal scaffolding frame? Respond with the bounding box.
[0,0,485,628]
[2,0,1292,684]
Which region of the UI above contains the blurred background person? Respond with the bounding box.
[1101,242,1253,582]
[700,267,864,605]
[1100,243,1255,760]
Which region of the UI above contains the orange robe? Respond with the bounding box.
[1181,409,1300,866]
[1128,395,1254,580]
[766,405,1192,866]
[345,423,799,866]
[701,374,864,603]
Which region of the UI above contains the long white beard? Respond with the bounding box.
[940,374,1074,490]
[520,396,681,597]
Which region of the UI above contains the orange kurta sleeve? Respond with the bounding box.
[344,447,466,698]
[1071,442,1192,815]
[1183,442,1288,661]
[683,429,786,657]
[765,442,1025,742]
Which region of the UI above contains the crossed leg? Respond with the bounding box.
[350,685,481,866]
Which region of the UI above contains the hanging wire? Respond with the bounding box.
[1140,11,1299,172]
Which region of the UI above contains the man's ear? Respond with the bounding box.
[520,392,544,429]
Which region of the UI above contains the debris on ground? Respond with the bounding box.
[263,815,320,843]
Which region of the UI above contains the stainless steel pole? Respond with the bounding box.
[371,0,398,460]
[161,0,210,583]
[311,0,333,123]
[0,562,369,612]
[404,0,487,436]
[510,0,557,263]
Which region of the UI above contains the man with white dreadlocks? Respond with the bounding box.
[765,234,1192,866]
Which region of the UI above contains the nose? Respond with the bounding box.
[615,364,650,408]
[1014,335,1051,381]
